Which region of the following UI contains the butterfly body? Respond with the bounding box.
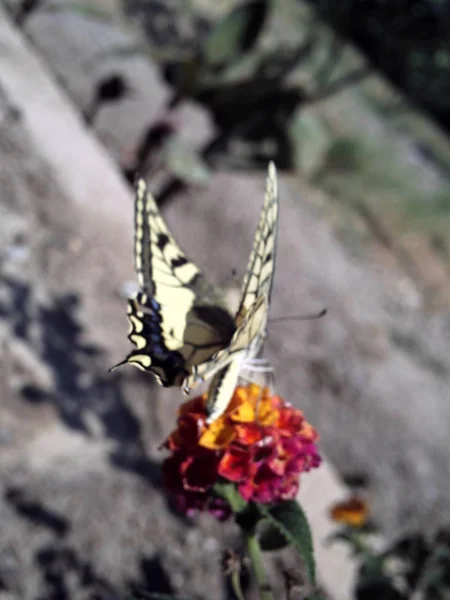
[112,164,279,423]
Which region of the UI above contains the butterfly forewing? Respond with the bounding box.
[235,162,279,327]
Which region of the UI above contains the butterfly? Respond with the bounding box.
[112,162,279,423]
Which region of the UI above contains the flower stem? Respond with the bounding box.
[230,569,246,600]
[244,531,274,600]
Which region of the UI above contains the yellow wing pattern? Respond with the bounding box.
[111,179,235,386]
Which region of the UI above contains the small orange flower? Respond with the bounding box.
[162,384,321,518]
[330,496,370,528]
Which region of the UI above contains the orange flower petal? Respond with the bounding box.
[243,383,262,402]
[229,399,256,423]
[199,418,236,450]
[219,446,250,482]
[330,497,369,528]
[234,423,263,445]
[257,399,279,426]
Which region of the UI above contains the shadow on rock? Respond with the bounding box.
[1,276,161,488]
[127,556,176,599]
[35,543,119,600]
[5,487,70,537]
[4,490,181,600]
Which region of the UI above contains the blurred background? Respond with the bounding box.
[0,0,449,598]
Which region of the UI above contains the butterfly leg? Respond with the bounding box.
[182,367,205,395]
[182,376,203,395]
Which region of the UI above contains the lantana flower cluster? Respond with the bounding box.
[162,383,321,519]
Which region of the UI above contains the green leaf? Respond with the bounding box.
[257,501,316,585]
[202,0,269,70]
[259,522,291,551]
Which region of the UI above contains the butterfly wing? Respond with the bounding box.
[188,163,279,422]
[112,179,236,386]
[205,361,242,424]
[204,294,270,423]
[235,161,279,327]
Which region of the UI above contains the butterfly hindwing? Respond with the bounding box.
[122,293,186,385]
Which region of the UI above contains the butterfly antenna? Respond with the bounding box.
[108,360,128,373]
[269,308,327,324]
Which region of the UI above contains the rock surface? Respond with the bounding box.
[1,2,450,599]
